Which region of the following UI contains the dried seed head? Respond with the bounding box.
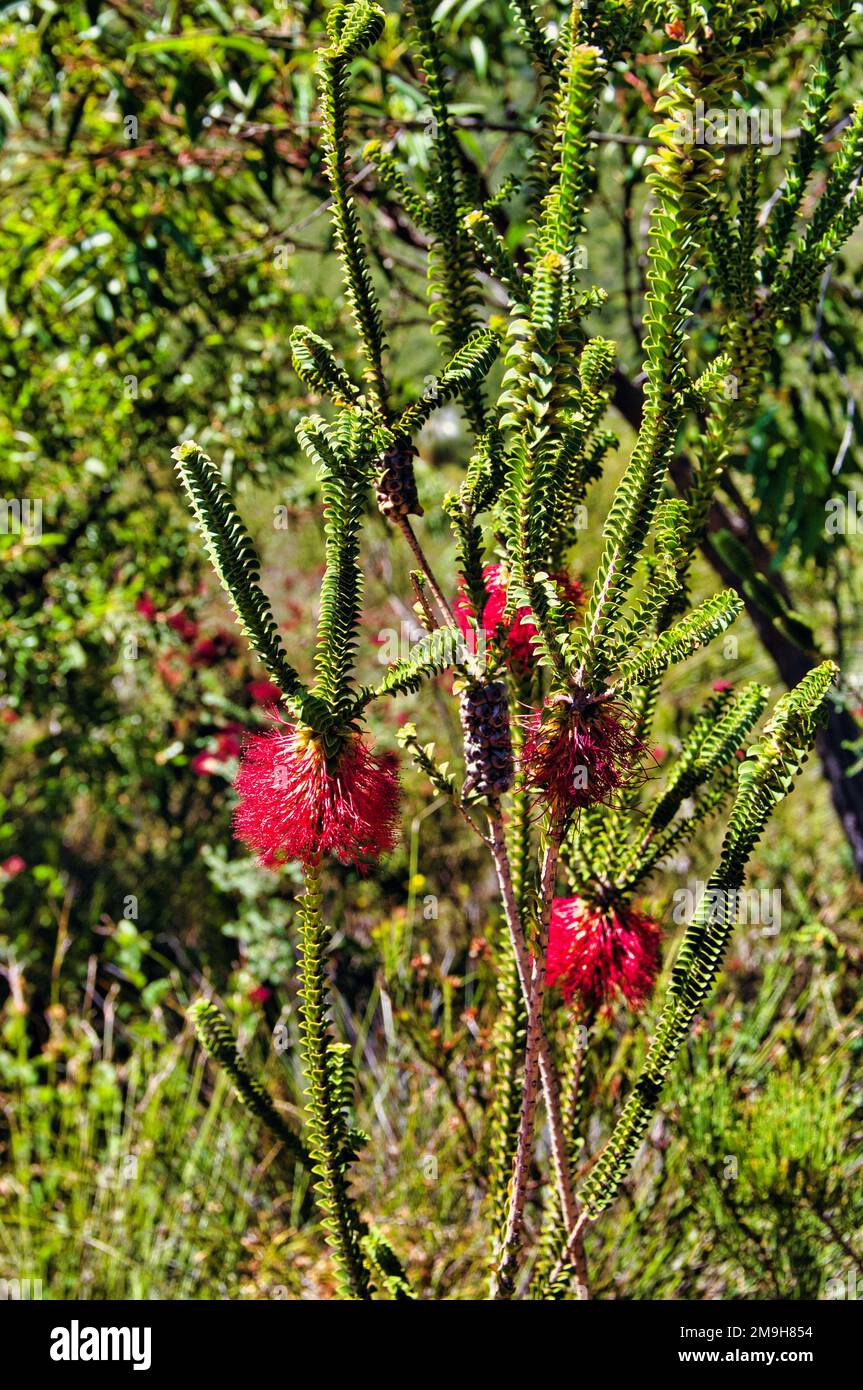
[522,694,646,816]
[460,680,514,797]
[375,438,423,518]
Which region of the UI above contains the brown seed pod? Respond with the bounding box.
[460,680,514,797]
[375,438,423,518]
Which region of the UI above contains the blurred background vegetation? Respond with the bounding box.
[1,0,861,1299]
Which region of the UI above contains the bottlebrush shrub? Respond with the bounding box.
[176,0,859,1299]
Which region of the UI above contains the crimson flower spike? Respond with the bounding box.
[521,689,647,818]
[455,563,584,676]
[547,896,662,1014]
[234,715,400,871]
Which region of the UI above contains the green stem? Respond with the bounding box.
[489,725,532,1229]
[298,861,372,1299]
[486,910,526,1244]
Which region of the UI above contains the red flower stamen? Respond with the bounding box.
[166,610,199,644]
[547,897,661,1012]
[234,719,400,870]
[522,694,646,816]
[216,728,243,760]
[455,564,583,675]
[247,679,283,706]
[189,632,237,667]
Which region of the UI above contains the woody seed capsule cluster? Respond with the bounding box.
[459,680,514,796]
[375,438,423,518]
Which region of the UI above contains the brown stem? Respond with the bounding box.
[395,514,457,629]
[487,809,580,1240]
[408,569,439,630]
[545,1209,592,1290]
[493,820,565,1298]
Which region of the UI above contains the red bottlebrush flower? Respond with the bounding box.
[156,654,186,691]
[192,728,243,775]
[189,638,218,666]
[234,720,400,869]
[711,679,734,693]
[0,708,19,724]
[166,610,199,643]
[192,750,219,776]
[136,593,157,621]
[455,564,584,675]
[189,631,237,667]
[1,855,26,879]
[215,729,243,760]
[248,985,272,1005]
[247,678,283,706]
[547,897,661,1012]
[522,693,645,816]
